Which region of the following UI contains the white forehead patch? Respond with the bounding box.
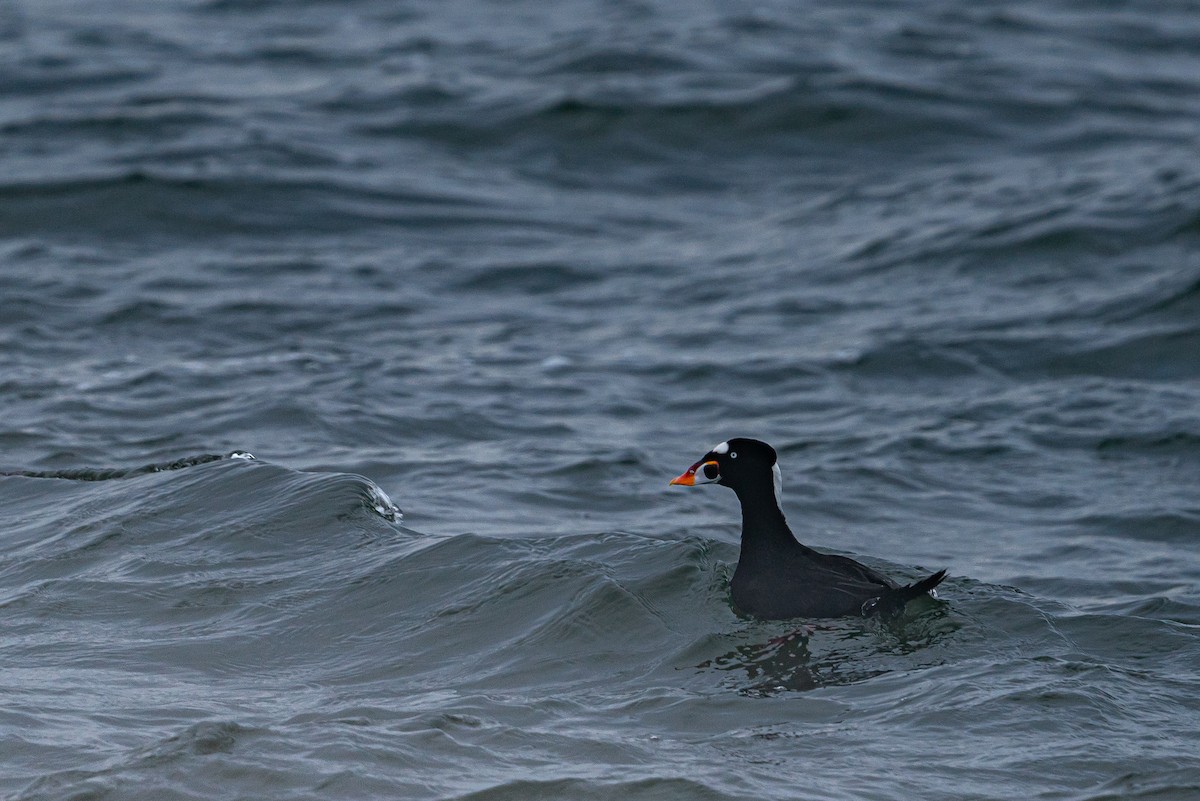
[712,441,730,455]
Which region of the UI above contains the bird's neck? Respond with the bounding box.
[734,483,799,562]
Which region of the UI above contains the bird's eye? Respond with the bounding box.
[702,463,719,480]
[730,452,737,459]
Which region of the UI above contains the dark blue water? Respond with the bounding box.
[3,1,1200,798]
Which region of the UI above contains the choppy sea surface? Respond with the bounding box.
[2,1,1199,799]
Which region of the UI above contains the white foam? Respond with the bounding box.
[367,484,403,523]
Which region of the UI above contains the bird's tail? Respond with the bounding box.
[862,569,947,619]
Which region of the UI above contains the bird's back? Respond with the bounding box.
[730,543,896,619]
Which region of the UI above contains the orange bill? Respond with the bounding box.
[669,460,717,487]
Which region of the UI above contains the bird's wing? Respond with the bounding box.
[796,548,897,592]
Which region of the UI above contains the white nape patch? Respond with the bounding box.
[772,463,784,509]
[712,441,730,455]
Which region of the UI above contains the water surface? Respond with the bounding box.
[2,0,1199,798]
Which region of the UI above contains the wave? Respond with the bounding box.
[1,450,254,481]
[5,449,1197,801]
[0,170,502,242]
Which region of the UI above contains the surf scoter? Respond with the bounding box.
[670,438,946,620]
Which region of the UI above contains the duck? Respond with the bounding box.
[670,438,946,619]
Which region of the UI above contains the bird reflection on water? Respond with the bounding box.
[699,627,827,694]
[698,606,955,696]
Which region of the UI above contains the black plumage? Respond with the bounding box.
[671,438,946,620]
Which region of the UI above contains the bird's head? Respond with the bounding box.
[669,438,782,506]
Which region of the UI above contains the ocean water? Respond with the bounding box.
[2,0,1199,798]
